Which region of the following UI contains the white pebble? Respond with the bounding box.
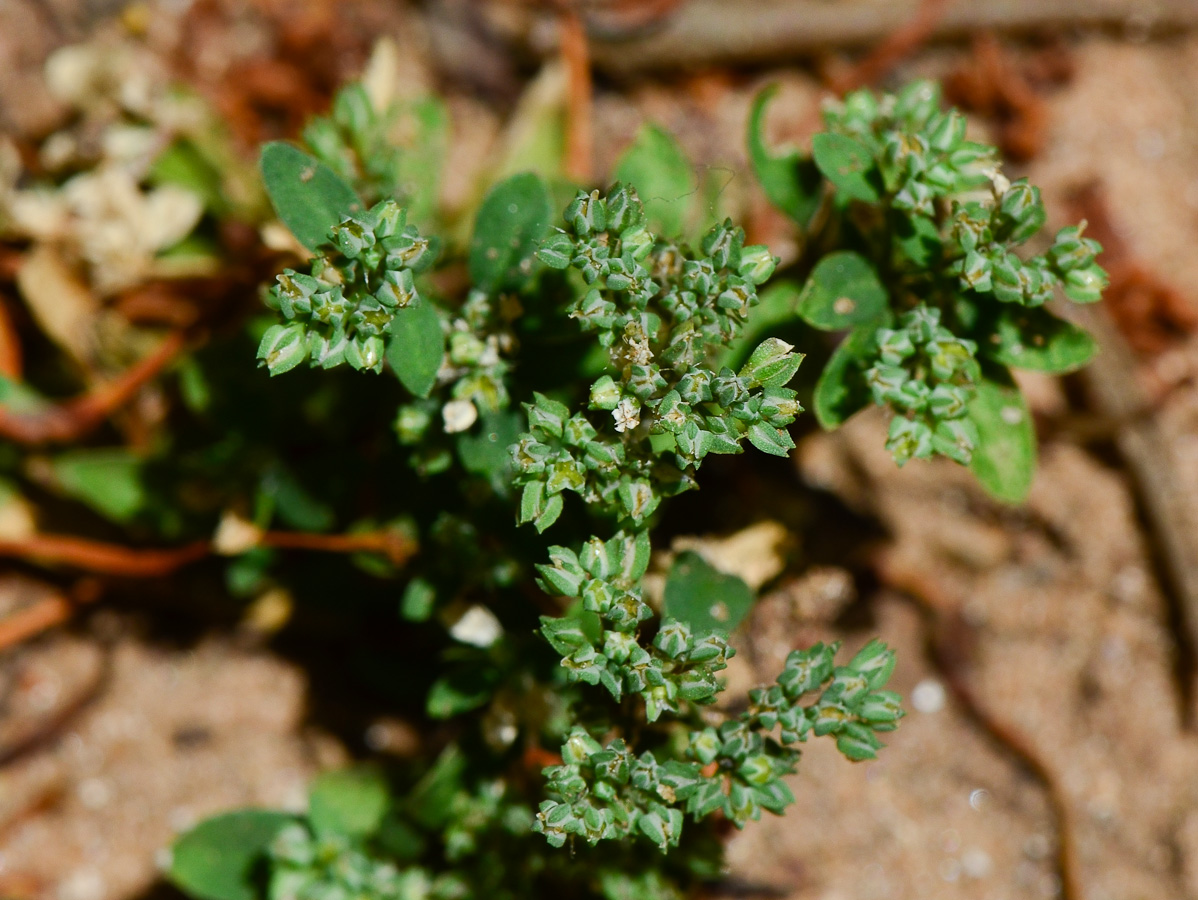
[911,678,946,714]
[449,605,503,648]
[962,847,993,879]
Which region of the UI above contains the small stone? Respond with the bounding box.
[961,847,992,879]
[449,604,503,648]
[78,777,112,810]
[911,678,946,713]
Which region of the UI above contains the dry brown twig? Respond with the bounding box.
[556,1,595,183]
[581,0,1198,74]
[0,528,416,650]
[0,299,23,380]
[0,331,186,445]
[944,32,1055,162]
[830,0,956,95]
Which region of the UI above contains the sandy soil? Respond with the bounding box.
[2,4,1198,900]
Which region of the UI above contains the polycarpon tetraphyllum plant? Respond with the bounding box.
[166,77,1103,900]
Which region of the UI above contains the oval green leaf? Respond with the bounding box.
[747,85,822,228]
[797,251,889,330]
[967,368,1036,503]
[169,810,294,900]
[984,307,1097,374]
[50,449,145,524]
[811,133,880,203]
[308,767,390,839]
[663,551,754,635]
[386,302,443,398]
[259,142,360,251]
[613,123,697,237]
[813,325,881,429]
[468,172,553,292]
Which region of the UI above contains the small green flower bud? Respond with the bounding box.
[653,620,692,659]
[928,109,967,152]
[926,336,977,382]
[565,189,607,237]
[689,728,720,765]
[587,375,621,411]
[737,754,774,786]
[894,80,940,128]
[563,728,603,765]
[346,334,384,372]
[737,245,778,285]
[1062,263,1107,304]
[885,416,933,466]
[257,322,309,375]
[998,179,1046,243]
[603,630,637,664]
[866,364,909,406]
[333,218,375,259]
[539,230,575,270]
[835,721,883,761]
[701,220,744,270]
[858,690,904,726]
[449,331,486,366]
[605,183,644,233]
[332,83,374,135]
[620,226,654,262]
[375,268,417,309]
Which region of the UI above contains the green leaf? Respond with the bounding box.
[457,410,524,489]
[835,722,883,761]
[811,133,880,203]
[386,302,443,397]
[967,368,1036,503]
[393,97,450,226]
[259,142,360,251]
[151,139,227,214]
[50,449,145,523]
[747,86,822,228]
[663,551,754,635]
[468,172,553,292]
[260,465,334,532]
[893,211,942,268]
[985,308,1097,374]
[612,124,696,237]
[426,666,499,719]
[308,767,390,839]
[747,422,795,457]
[400,577,436,621]
[738,337,803,389]
[521,482,564,532]
[406,745,466,829]
[813,325,880,429]
[257,323,308,376]
[169,810,293,900]
[797,251,889,330]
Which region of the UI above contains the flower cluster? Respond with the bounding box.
[537,532,731,721]
[866,305,980,465]
[393,288,519,475]
[535,640,902,852]
[753,80,1107,496]
[302,84,407,208]
[269,823,435,900]
[257,199,435,375]
[515,185,803,531]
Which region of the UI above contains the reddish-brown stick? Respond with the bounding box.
[0,331,186,445]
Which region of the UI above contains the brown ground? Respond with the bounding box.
[3,3,1198,900]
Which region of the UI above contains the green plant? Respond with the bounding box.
[750,80,1105,500]
[165,76,1103,900]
